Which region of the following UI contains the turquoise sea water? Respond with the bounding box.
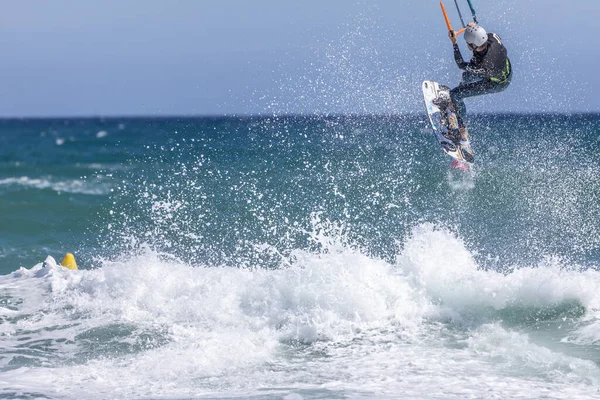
[1,114,600,399]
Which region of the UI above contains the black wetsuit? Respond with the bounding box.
[450,32,512,122]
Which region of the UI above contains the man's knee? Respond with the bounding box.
[462,72,483,85]
[450,88,460,101]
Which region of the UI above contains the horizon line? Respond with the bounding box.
[0,111,598,120]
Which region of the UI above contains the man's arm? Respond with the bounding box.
[448,30,468,69]
[465,63,490,77]
[453,44,468,69]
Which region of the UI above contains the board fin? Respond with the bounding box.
[450,160,470,170]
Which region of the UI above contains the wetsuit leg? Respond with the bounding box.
[450,72,511,123]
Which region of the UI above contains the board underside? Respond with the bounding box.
[422,80,474,167]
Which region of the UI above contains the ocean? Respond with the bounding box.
[1,114,600,399]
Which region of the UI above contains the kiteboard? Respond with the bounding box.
[422,80,474,169]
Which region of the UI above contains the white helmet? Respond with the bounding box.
[464,25,488,47]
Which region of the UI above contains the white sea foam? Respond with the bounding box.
[0,176,110,195]
[74,162,131,172]
[1,224,600,399]
[398,224,600,319]
[561,311,600,345]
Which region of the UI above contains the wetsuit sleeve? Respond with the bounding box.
[453,44,468,69]
[465,61,489,77]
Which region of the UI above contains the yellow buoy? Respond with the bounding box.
[60,253,78,270]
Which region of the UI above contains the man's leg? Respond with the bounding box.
[451,76,510,123]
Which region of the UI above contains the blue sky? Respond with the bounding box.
[0,1,597,116]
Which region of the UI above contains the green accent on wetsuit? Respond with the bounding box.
[490,59,511,83]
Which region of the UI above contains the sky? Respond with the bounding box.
[0,0,598,117]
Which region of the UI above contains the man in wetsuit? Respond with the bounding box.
[436,22,511,137]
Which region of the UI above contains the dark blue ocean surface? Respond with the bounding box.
[1,115,600,399]
[1,114,598,272]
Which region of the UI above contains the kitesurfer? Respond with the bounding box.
[436,22,511,132]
